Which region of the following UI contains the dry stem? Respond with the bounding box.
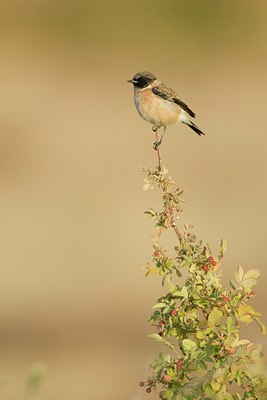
[169,205,182,242]
[153,129,182,243]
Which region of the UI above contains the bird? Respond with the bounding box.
[127,71,204,149]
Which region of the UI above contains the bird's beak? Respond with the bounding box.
[127,79,137,84]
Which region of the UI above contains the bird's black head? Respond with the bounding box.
[127,71,157,89]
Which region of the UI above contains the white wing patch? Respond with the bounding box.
[178,110,190,124]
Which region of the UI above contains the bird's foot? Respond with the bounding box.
[152,125,159,132]
[153,139,162,150]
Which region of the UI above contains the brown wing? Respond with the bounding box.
[152,84,196,118]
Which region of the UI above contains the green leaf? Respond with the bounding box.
[213,368,225,379]
[226,316,234,329]
[144,208,157,216]
[149,333,165,342]
[240,268,260,292]
[175,269,182,277]
[243,268,260,281]
[224,394,234,400]
[182,339,197,354]
[173,286,188,299]
[254,316,266,335]
[162,390,174,400]
[233,394,242,400]
[197,360,207,369]
[204,383,215,396]
[153,302,167,309]
[160,353,171,363]
[174,394,186,400]
[165,260,175,269]
[181,286,188,299]
[163,306,171,315]
[220,239,227,257]
[208,308,223,328]
[249,344,263,360]
[211,379,221,392]
[230,280,237,289]
[241,279,258,292]
[236,339,250,346]
[238,314,253,324]
[148,334,175,350]
[151,360,165,373]
[237,304,253,324]
[236,304,261,325]
[167,279,175,292]
[229,364,239,382]
[233,267,260,293]
[235,265,244,283]
[196,331,205,339]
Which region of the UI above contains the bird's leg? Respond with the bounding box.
[152,126,162,170]
[152,125,161,150]
[153,126,166,150]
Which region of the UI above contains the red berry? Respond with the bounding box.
[222,295,230,302]
[154,251,159,257]
[139,381,145,387]
[159,320,165,327]
[211,260,217,267]
[202,265,209,271]
[171,309,177,316]
[208,256,214,262]
[176,360,183,370]
[146,387,152,393]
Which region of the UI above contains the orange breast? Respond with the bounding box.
[135,88,180,127]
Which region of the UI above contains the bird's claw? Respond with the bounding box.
[153,141,161,150]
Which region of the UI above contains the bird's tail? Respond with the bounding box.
[182,121,205,136]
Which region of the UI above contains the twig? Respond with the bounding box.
[169,205,182,242]
[153,130,182,242]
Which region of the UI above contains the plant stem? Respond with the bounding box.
[169,205,182,242]
[153,131,182,242]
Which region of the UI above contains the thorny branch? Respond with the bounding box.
[153,129,182,243]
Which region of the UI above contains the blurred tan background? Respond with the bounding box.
[0,0,266,398]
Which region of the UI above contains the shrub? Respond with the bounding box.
[139,148,266,400]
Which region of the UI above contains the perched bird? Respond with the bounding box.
[127,71,204,148]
